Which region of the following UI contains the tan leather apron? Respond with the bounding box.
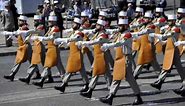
[163,38,175,71]
[31,39,42,64]
[113,47,126,80]
[93,44,106,76]
[44,41,57,67]
[66,42,82,73]
[137,34,154,65]
[15,35,28,64]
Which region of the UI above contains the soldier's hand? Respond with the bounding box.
[101,44,109,51]
[174,41,182,47]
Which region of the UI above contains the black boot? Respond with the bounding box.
[132,94,143,105]
[173,86,184,95]
[145,64,151,71]
[80,83,89,92]
[134,75,138,80]
[54,83,67,93]
[80,88,93,98]
[4,73,15,81]
[180,88,185,96]
[150,80,163,90]
[45,75,54,83]
[19,74,32,84]
[32,77,45,88]
[86,70,92,77]
[32,72,41,79]
[99,94,114,105]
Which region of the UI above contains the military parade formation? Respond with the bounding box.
[1,0,185,105]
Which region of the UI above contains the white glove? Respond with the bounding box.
[37,36,44,42]
[75,41,83,49]
[154,22,160,26]
[148,33,155,37]
[101,43,116,51]
[155,34,163,40]
[82,41,90,47]
[131,32,139,39]
[101,43,109,51]
[30,36,39,41]
[174,41,182,47]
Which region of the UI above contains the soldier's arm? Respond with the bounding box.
[62,28,73,37]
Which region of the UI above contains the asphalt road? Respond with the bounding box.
[0,49,185,106]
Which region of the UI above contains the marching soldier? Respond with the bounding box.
[82,11,114,75]
[150,15,185,97]
[133,11,161,79]
[80,11,94,73]
[153,7,167,54]
[131,7,145,59]
[81,11,92,29]
[99,11,111,28]
[32,15,66,88]
[3,15,34,81]
[99,18,143,105]
[98,11,114,70]
[54,18,89,93]
[18,15,46,84]
[79,19,112,98]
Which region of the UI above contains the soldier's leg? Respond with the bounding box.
[106,50,114,69]
[126,62,141,95]
[170,50,185,96]
[151,60,161,72]
[32,67,51,88]
[86,50,94,65]
[173,54,185,95]
[40,67,51,79]
[19,64,39,84]
[130,55,136,70]
[80,62,89,84]
[62,73,72,84]
[133,65,144,79]
[104,64,113,89]
[54,72,72,92]
[132,51,137,59]
[4,63,22,81]
[88,75,99,89]
[173,51,185,84]
[79,61,90,92]
[109,80,121,95]
[80,75,99,98]
[150,70,167,90]
[56,50,65,75]
[11,63,22,75]
[126,58,143,105]
[27,64,39,75]
[99,80,120,105]
[27,43,32,63]
[40,43,46,66]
